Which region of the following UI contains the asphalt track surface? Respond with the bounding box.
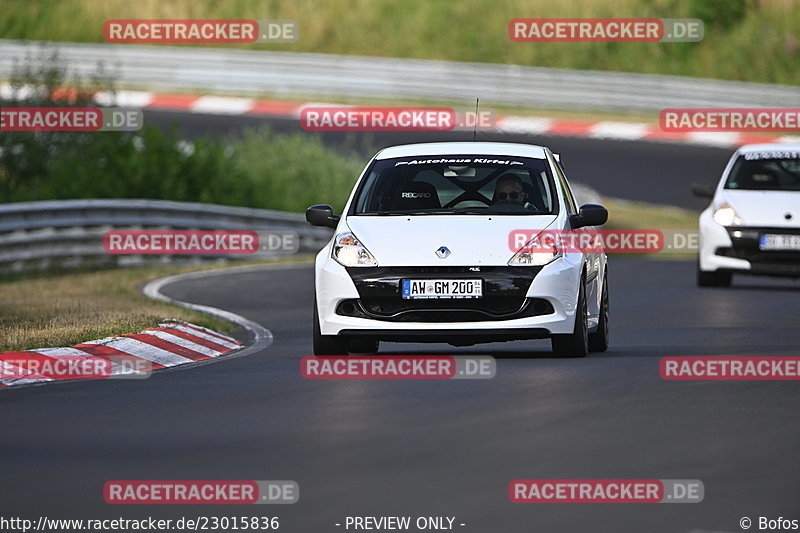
[1,114,799,533]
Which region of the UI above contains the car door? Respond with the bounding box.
[549,152,602,320]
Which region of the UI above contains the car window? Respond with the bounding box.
[351,155,557,215]
[726,154,800,191]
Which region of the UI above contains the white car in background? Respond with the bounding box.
[693,143,800,286]
[306,142,609,357]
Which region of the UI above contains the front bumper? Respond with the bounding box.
[699,211,800,277]
[315,250,583,339]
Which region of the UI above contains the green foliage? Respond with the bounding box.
[0,50,363,211]
[229,129,363,212]
[687,0,748,29]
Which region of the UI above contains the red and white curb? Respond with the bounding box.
[496,116,799,147]
[99,89,800,147]
[3,83,796,148]
[0,319,241,388]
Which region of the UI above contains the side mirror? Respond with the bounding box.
[305,204,340,229]
[571,204,608,229]
[691,181,715,199]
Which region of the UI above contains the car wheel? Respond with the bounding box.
[588,275,609,353]
[697,260,732,287]
[551,278,589,358]
[313,297,349,355]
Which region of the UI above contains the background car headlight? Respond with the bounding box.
[712,203,743,226]
[332,232,378,267]
[508,232,561,266]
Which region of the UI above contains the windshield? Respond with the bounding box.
[725,152,800,191]
[350,155,558,215]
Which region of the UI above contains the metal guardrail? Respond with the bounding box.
[1,40,799,113]
[0,199,333,273]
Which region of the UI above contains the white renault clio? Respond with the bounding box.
[306,142,609,357]
[694,143,800,286]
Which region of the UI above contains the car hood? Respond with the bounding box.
[345,214,557,266]
[721,190,800,227]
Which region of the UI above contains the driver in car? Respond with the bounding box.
[494,174,534,209]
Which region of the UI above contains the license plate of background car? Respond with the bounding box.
[759,234,800,251]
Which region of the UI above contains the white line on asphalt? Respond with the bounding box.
[141,263,302,366]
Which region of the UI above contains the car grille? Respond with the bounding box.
[336,298,553,322]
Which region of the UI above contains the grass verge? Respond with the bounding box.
[603,197,698,231]
[603,197,698,260]
[0,257,313,352]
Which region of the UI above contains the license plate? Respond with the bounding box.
[401,279,482,299]
[759,234,800,251]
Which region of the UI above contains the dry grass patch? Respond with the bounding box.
[0,258,312,351]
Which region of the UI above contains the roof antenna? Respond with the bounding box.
[473,97,480,142]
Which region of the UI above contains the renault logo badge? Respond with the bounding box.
[436,246,451,259]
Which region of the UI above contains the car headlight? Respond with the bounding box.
[332,232,378,267]
[508,232,561,266]
[712,203,743,226]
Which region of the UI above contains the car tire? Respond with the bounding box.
[588,275,609,353]
[551,278,589,358]
[697,260,732,287]
[313,297,349,356]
